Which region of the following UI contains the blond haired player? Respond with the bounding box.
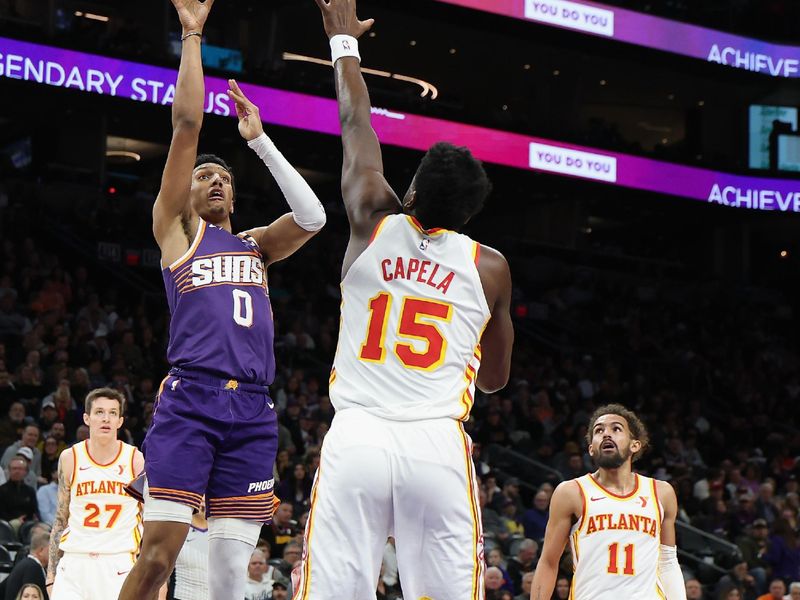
[46,388,144,599]
[296,2,514,598]
[530,404,686,600]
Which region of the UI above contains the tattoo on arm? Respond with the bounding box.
[48,466,70,578]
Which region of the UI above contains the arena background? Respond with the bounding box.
[1,1,800,599]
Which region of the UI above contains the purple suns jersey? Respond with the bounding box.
[162,219,275,385]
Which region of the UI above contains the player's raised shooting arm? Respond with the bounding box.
[153,0,215,251]
[476,246,513,393]
[315,0,400,240]
[46,449,74,585]
[530,481,580,600]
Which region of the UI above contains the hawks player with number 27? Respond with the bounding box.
[46,388,144,600]
[530,404,686,600]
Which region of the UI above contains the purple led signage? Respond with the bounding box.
[437,0,800,78]
[1,36,798,211]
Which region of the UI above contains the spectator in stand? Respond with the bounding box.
[271,580,288,600]
[755,483,780,525]
[0,456,38,530]
[514,572,534,600]
[559,452,587,481]
[485,567,505,600]
[506,539,538,594]
[0,401,27,448]
[765,518,800,583]
[486,548,513,592]
[499,497,524,538]
[475,408,510,447]
[714,561,763,600]
[787,582,800,600]
[492,477,524,515]
[2,531,49,600]
[1,424,41,482]
[281,542,302,575]
[11,446,40,490]
[734,490,759,536]
[260,502,296,560]
[481,487,511,549]
[521,489,550,542]
[685,579,707,600]
[0,369,18,413]
[719,588,742,600]
[755,578,785,600]
[276,462,312,508]
[38,437,59,484]
[737,519,770,570]
[244,549,274,600]
[36,465,58,526]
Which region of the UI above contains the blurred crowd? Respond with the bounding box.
[2,175,800,600]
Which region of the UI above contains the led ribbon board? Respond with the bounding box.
[437,0,800,78]
[1,36,798,211]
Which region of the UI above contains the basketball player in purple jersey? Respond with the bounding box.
[118,1,326,599]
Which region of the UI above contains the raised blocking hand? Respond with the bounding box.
[314,0,374,40]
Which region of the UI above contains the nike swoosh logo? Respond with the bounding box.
[117,570,130,576]
[79,466,91,471]
[267,401,274,409]
[590,496,605,501]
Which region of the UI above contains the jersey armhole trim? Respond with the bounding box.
[129,446,136,479]
[69,445,78,488]
[472,242,481,267]
[368,215,391,245]
[652,478,664,531]
[575,479,588,533]
[169,219,206,272]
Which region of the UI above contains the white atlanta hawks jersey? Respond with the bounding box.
[569,473,665,600]
[330,214,491,421]
[59,440,142,555]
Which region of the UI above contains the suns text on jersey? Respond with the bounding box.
[75,480,129,496]
[584,513,658,538]
[191,255,265,287]
[380,257,455,294]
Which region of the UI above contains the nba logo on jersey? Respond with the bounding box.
[419,238,430,251]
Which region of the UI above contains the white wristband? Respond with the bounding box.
[330,34,360,64]
[247,133,326,232]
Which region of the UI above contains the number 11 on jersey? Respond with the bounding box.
[607,542,635,576]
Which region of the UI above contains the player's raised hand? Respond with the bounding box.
[314,0,374,40]
[227,79,264,142]
[171,0,215,34]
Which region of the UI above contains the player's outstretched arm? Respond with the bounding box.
[476,246,513,393]
[530,481,580,600]
[46,449,74,592]
[153,0,215,262]
[314,0,400,241]
[657,481,687,600]
[227,79,326,266]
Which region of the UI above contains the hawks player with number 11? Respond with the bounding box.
[119,1,325,599]
[530,404,686,600]
[46,388,144,600]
